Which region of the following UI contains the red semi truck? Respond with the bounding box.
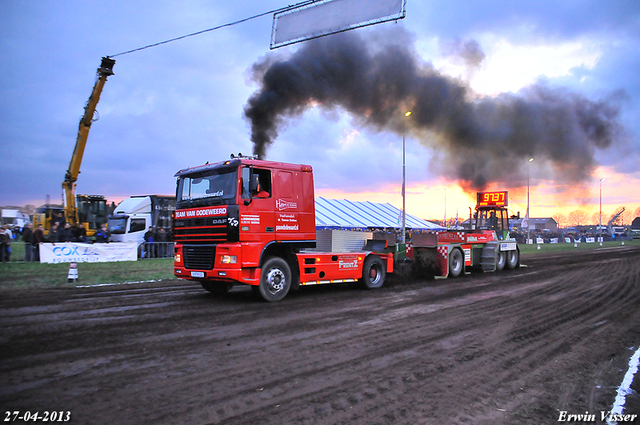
[172,155,520,301]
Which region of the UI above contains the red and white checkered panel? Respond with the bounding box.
[436,245,449,276]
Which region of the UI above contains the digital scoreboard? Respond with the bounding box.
[477,191,508,207]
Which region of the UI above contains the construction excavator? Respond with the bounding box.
[34,57,116,237]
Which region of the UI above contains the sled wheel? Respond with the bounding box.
[506,249,519,269]
[449,249,463,278]
[496,251,506,271]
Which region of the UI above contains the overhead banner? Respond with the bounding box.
[39,242,137,264]
[271,0,407,49]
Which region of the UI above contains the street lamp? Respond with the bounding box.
[402,111,411,244]
[527,157,534,244]
[599,177,605,246]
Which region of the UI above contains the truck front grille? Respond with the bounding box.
[173,218,228,243]
[183,244,216,270]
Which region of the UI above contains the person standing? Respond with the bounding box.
[33,224,45,261]
[51,211,65,229]
[0,225,11,263]
[156,227,168,258]
[22,223,34,262]
[144,226,156,258]
[3,224,13,240]
[48,222,60,242]
[74,223,89,243]
[95,224,110,243]
[61,223,74,242]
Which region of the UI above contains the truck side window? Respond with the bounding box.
[130,219,146,233]
[241,167,272,199]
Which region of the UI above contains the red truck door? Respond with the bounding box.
[239,166,275,257]
[273,168,316,243]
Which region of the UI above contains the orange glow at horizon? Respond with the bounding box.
[37,167,635,227]
[316,167,640,224]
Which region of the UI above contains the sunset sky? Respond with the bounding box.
[1,1,639,224]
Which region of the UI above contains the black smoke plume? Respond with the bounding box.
[244,29,623,191]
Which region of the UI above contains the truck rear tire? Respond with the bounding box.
[201,281,232,295]
[449,249,463,278]
[496,251,506,271]
[506,249,519,269]
[360,255,386,289]
[258,257,292,302]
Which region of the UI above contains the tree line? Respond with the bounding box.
[552,206,640,228]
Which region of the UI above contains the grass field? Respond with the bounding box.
[0,239,637,289]
[0,258,175,289]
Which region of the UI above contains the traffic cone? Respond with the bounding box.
[68,262,78,283]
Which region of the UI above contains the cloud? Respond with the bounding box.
[244,27,625,192]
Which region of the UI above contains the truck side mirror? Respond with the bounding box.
[244,174,260,206]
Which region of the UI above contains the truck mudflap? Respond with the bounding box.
[382,251,394,274]
[435,245,466,278]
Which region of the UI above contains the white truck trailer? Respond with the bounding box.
[1,208,30,229]
[108,196,175,248]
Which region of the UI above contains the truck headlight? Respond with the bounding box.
[221,255,237,264]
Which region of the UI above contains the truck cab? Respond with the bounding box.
[475,206,510,240]
[172,156,317,295]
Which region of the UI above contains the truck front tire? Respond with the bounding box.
[360,255,386,289]
[258,257,292,302]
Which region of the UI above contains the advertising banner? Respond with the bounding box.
[39,242,137,264]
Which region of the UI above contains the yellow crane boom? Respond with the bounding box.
[63,57,115,226]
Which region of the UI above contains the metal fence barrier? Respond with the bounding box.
[139,242,175,259]
[0,242,175,263]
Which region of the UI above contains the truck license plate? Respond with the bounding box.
[190,271,205,278]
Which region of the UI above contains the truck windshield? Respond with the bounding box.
[108,217,128,234]
[477,209,507,231]
[177,167,237,208]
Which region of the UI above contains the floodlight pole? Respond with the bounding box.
[527,157,534,244]
[401,111,411,244]
[402,132,406,243]
[599,178,605,246]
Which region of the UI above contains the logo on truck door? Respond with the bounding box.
[276,199,298,211]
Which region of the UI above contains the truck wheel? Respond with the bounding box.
[506,249,519,269]
[259,257,292,302]
[201,281,232,295]
[449,249,463,278]
[360,255,386,289]
[496,251,506,271]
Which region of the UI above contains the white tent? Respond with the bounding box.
[315,197,443,230]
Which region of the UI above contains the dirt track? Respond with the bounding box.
[1,246,639,425]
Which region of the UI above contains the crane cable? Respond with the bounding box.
[108,1,319,58]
